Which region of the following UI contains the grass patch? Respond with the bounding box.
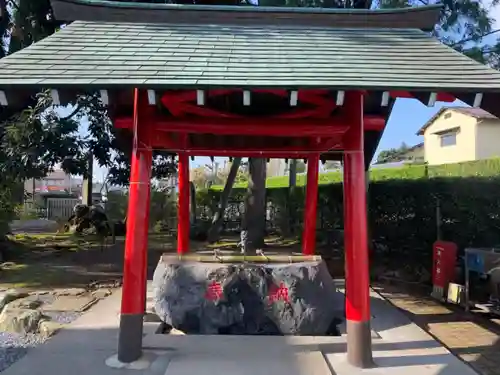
[0,262,87,289]
[6,232,111,255]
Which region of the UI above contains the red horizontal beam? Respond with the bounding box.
[184,150,335,158]
[364,115,385,131]
[114,115,386,134]
[157,121,347,137]
[148,132,343,154]
[164,140,343,156]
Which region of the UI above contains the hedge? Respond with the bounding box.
[201,158,500,272]
[203,176,500,268]
[211,158,500,190]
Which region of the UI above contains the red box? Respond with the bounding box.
[432,241,458,288]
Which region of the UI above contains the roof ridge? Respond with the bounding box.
[54,0,442,14]
[50,0,442,30]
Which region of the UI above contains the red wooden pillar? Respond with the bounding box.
[177,152,190,254]
[118,89,153,363]
[302,154,320,255]
[343,91,373,368]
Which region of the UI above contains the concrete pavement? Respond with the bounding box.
[0,284,480,375]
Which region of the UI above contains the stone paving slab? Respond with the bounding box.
[376,283,500,375]
[42,295,97,312]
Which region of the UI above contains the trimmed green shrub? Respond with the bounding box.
[210,158,500,190]
[205,174,500,264]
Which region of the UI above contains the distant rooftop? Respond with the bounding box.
[447,107,497,120]
[417,107,498,135]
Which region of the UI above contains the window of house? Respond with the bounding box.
[440,131,457,147]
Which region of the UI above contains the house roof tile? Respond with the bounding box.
[417,107,498,135]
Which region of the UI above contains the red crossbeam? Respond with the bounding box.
[184,150,334,158]
[159,121,347,137]
[114,115,385,135]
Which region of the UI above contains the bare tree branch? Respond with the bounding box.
[452,28,500,47]
[61,104,83,120]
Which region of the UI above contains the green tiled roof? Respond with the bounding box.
[1,21,500,91]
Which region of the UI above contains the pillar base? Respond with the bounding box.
[346,320,374,368]
[105,354,151,370]
[117,313,144,363]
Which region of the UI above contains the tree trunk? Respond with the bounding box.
[241,158,267,254]
[286,159,298,236]
[289,159,297,188]
[207,157,242,243]
[189,181,196,226]
[81,152,93,206]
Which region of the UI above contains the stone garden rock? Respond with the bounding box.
[0,307,43,334]
[39,320,64,337]
[0,289,29,312]
[6,296,43,310]
[55,288,86,296]
[153,258,343,336]
[30,290,51,296]
[92,288,112,299]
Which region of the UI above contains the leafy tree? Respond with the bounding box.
[0,0,8,59]
[378,0,500,67]
[191,166,211,189]
[376,142,411,164]
[0,0,176,188]
[217,161,248,184]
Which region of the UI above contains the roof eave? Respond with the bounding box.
[50,0,442,30]
[416,107,447,135]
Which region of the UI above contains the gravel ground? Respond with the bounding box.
[43,311,81,324]
[0,311,81,372]
[0,333,43,372]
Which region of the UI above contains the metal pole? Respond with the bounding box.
[343,91,373,368]
[465,250,470,312]
[117,89,153,363]
[302,154,319,255]
[177,153,190,254]
[436,196,442,241]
